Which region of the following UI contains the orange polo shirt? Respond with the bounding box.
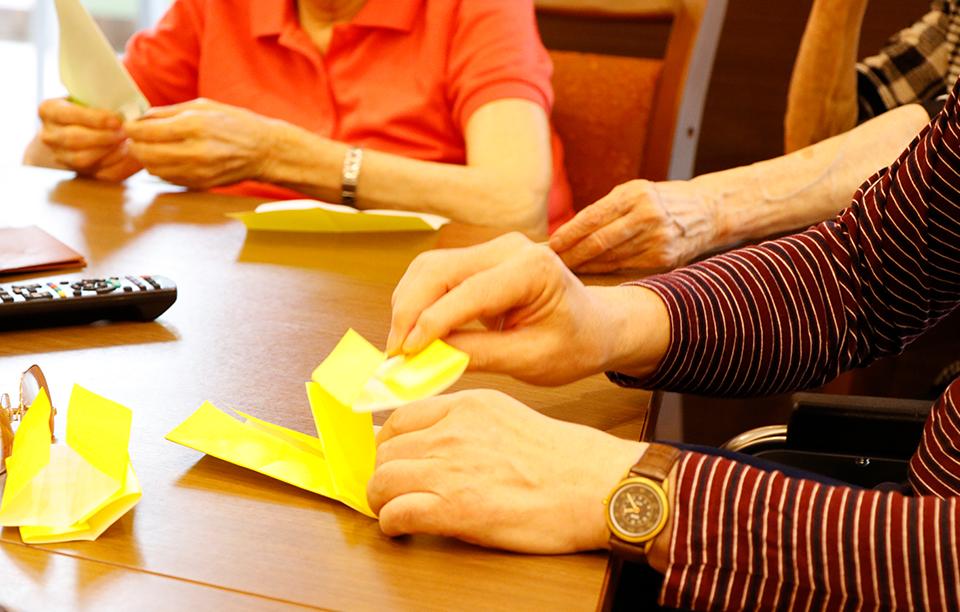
[123,0,574,230]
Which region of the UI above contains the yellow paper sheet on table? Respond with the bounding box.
[228,200,449,233]
[165,329,468,516]
[55,0,150,120]
[0,386,141,544]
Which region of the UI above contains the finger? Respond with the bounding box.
[129,141,194,166]
[377,396,455,445]
[39,98,121,130]
[386,232,532,354]
[443,328,539,376]
[96,140,132,168]
[548,200,613,254]
[41,124,125,150]
[573,243,661,274]
[54,146,121,172]
[366,458,444,517]
[375,427,438,469]
[400,250,549,354]
[377,492,451,537]
[557,213,641,269]
[125,115,202,143]
[140,98,212,120]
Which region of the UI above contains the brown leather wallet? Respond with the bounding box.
[0,226,86,275]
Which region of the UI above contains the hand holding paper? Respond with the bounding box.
[166,329,469,517]
[0,386,141,544]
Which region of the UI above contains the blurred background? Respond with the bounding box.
[0,0,924,172]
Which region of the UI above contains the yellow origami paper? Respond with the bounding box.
[165,329,469,517]
[0,386,141,544]
[228,200,449,233]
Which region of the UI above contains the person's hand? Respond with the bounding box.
[549,179,719,273]
[367,389,644,553]
[37,98,140,181]
[124,98,280,189]
[387,233,669,385]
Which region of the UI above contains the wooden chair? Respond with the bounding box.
[536,0,728,210]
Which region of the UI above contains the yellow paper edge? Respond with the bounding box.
[0,387,139,543]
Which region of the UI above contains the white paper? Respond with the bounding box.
[55,0,150,120]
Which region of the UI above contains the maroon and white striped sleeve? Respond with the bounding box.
[605,82,960,607]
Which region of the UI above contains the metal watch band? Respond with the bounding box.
[608,443,681,563]
[340,146,363,207]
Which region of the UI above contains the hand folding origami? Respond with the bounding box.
[0,386,141,544]
[166,329,469,517]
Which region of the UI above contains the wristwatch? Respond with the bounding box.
[605,443,680,563]
[340,146,363,207]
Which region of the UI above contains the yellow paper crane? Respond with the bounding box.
[0,386,141,544]
[166,329,469,517]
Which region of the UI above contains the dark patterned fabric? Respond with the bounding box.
[858,0,960,120]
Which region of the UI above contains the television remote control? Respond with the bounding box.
[0,275,177,330]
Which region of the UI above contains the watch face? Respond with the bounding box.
[608,480,665,541]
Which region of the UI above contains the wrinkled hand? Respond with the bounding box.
[387,233,664,385]
[368,389,643,553]
[37,98,140,181]
[549,179,719,273]
[124,98,278,189]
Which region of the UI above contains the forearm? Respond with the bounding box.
[656,452,960,611]
[784,0,868,151]
[695,103,928,248]
[260,122,549,231]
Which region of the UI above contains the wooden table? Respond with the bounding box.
[0,167,652,610]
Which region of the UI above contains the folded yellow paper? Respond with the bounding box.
[228,200,449,233]
[0,386,141,544]
[166,329,469,517]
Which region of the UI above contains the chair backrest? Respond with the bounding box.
[536,0,727,210]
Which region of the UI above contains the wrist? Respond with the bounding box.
[586,439,647,550]
[253,118,288,183]
[589,285,670,379]
[257,123,345,197]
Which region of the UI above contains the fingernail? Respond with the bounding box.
[385,330,399,355]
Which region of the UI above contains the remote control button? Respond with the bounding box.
[142,276,161,289]
[125,275,147,290]
[123,286,133,292]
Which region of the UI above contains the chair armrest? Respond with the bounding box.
[786,393,931,460]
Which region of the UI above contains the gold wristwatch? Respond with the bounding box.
[605,443,680,563]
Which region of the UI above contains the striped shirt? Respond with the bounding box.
[858,0,960,121]
[612,74,960,609]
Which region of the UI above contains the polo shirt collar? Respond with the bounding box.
[251,0,423,38]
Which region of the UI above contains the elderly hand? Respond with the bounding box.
[37,98,140,181]
[124,98,279,190]
[387,233,669,385]
[549,179,720,273]
[367,389,644,553]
